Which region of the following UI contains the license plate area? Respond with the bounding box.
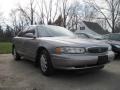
[97,55,109,65]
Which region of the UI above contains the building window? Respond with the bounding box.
[80,27,85,30]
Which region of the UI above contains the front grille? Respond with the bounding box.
[88,47,108,53]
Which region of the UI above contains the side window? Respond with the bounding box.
[17,27,30,37]
[17,31,24,37]
[23,29,35,38]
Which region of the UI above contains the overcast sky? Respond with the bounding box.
[0,0,29,17]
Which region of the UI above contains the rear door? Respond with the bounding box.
[14,27,29,55]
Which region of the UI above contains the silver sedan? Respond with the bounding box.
[12,25,114,76]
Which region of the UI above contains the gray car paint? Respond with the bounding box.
[13,25,114,69]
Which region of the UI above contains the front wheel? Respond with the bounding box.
[39,50,54,76]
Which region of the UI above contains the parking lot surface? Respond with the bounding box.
[0,54,120,90]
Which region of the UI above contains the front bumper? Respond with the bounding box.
[51,51,114,69]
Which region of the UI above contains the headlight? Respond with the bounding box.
[114,45,120,48]
[55,47,86,54]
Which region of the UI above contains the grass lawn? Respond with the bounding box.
[0,42,12,54]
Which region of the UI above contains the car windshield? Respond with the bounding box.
[37,25,75,37]
[110,34,120,41]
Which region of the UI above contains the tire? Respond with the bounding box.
[38,50,54,76]
[13,47,21,61]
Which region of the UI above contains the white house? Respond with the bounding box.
[74,21,109,37]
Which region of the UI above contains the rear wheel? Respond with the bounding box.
[39,50,54,76]
[13,47,21,61]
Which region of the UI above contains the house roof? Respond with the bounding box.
[83,21,109,35]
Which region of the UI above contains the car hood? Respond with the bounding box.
[38,37,109,47]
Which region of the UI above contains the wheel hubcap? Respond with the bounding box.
[40,55,47,72]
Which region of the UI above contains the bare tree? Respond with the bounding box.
[65,1,97,30]
[17,0,35,25]
[53,14,63,26]
[36,0,60,24]
[66,1,80,30]
[36,0,45,24]
[10,8,30,35]
[83,4,98,21]
[52,0,59,22]
[84,0,120,33]
[10,10,18,35]
[30,0,35,25]
[61,0,69,27]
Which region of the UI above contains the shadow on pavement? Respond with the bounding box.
[19,58,119,79]
[9,57,120,90]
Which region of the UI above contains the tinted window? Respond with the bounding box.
[18,31,24,37]
[109,34,120,41]
[23,29,35,37]
[17,27,30,37]
[18,29,35,38]
[37,26,75,37]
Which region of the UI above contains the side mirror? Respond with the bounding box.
[25,33,36,39]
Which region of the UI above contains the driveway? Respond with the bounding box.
[0,54,120,90]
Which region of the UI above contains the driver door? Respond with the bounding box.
[22,28,38,60]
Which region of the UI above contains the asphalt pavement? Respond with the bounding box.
[0,54,120,90]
